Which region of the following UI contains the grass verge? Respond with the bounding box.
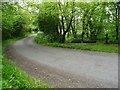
[2,37,50,89]
[35,34,118,53]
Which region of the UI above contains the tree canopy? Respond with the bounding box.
[2,1,120,44]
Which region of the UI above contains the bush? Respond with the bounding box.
[35,32,61,43]
[71,38,82,43]
[2,3,27,40]
[37,3,60,42]
[2,14,13,40]
[12,17,26,37]
[35,33,48,44]
[2,16,26,40]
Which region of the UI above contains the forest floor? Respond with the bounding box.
[5,35,118,88]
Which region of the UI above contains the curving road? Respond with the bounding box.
[6,35,118,88]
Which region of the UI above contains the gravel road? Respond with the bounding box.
[5,36,118,88]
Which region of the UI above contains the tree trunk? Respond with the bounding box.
[81,32,84,42]
[71,24,77,38]
[61,31,66,43]
[105,33,109,44]
[61,16,65,32]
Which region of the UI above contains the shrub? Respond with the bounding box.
[12,17,26,38]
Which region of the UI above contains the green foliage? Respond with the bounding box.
[35,34,118,53]
[2,2,33,40]
[2,2,118,44]
[2,55,49,89]
[35,33,48,43]
[37,2,60,42]
[2,3,23,40]
[2,12,14,39]
[38,13,59,35]
[35,32,60,43]
[12,17,26,37]
[36,2,118,44]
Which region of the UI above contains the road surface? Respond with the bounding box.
[5,36,118,88]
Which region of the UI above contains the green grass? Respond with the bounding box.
[2,37,50,89]
[35,34,118,53]
[2,55,49,89]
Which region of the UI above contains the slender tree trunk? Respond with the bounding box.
[82,9,88,39]
[105,33,109,44]
[58,19,62,35]
[61,31,66,43]
[71,24,77,38]
[61,16,65,32]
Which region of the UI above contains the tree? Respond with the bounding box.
[37,2,60,42]
[57,1,76,43]
[2,2,30,40]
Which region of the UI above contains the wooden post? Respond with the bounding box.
[105,34,109,44]
[81,32,84,43]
